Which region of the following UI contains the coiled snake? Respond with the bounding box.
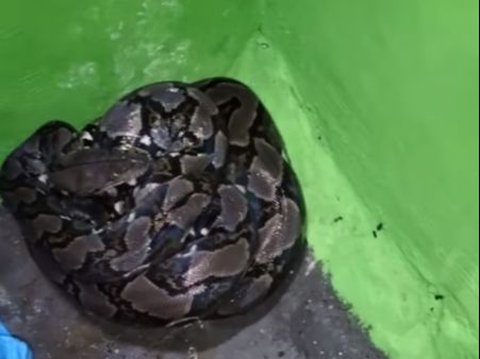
[0,78,305,326]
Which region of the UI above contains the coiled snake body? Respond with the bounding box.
[0,78,305,326]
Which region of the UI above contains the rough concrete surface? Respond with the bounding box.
[0,207,388,359]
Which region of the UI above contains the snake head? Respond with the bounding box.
[104,82,219,156]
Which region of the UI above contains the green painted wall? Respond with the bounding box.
[0,1,477,358]
[260,0,478,358]
[0,0,260,157]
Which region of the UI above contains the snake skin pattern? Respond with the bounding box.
[0,77,305,326]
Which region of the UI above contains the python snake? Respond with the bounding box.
[0,78,305,326]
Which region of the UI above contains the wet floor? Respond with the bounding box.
[0,207,388,359]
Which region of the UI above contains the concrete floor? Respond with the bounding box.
[0,207,388,359]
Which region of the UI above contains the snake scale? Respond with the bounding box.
[0,78,305,326]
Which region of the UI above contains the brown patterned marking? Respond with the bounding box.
[167,193,210,229]
[53,233,105,271]
[51,125,76,154]
[247,138,284,202]
[247,159,276,201]
[27,159,46,176]
[187,87,218,114]
[180,154,212,176]
[149,83,187,112]
[133,183,161,206]
[122,275,194,319]
[189,104,214,140]
[217,185,248,231]
[31,214,63,240]
[187,87,217,140]
[163,178,194,211]
[256,198,301,264]
[184,238,250,286]
[101,101,143,138]
[124,217,151,251]
[203,82,257,147]
[151,126,171,150]
[109,216,151,272]
[109,248,150,273]
[254,138,283,180]
[213,131,228,168]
